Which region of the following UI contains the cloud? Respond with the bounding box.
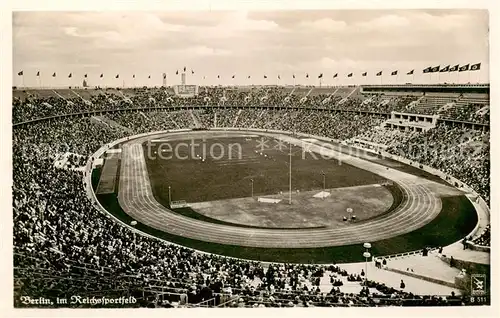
[63,27,79,37]
[298,18,347,32]
[185,46,232,57]
[357,14,410,29]
[12,10,489,87]
[227,11,279,31]
[413,12,478,32]
[199,11,280,40]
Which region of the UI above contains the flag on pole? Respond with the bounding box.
[318,73,323,78]
[376,71,382,76]
[449,64,459,72]
[68,73,72,78]
[36,71,40,76]
[470,63,481,71]
[53,72,57,77]
[333,73,338,78]
[176,70,179,75]
[163,73,167,79]
[218,75,220,79]
[17,71,23,76]
[407,70,414,75]
[148,75,151,79]
[264,75,268,79]
[430,65,440,73]
[100,73,103,78]
[306,73,309,78]
[232,75,235,79]
[293,74,295,79]
[423,67,432,73]
[133,74,135,78]
[391,70,398,76]
[116,74,119,78]
[440,65,450,72]
[191,70,194,74]
[84,74,88,78]
[277,75,280,79]
[347,73,353,77]
[362,72,367,76]
[248,75,251,79]
[183,66,186,72]
[459,64,470,72]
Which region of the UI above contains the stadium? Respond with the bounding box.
[12,10,491,310]
[13,82,490,307]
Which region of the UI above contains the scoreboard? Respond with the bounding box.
[174,85,198,97]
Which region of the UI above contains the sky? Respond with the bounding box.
[12,10,490,87]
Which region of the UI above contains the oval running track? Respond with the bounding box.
[112,131,445,248]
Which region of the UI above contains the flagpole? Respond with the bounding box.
[22,74,25,88]
[289,142,292,205]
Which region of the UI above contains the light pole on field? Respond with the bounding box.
[322,171,326,199]
[168,186,172,206]
[363,242,372,286]
[250,178,254,198]
[287,141,303,205]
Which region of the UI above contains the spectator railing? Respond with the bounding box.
[372,248,437,262]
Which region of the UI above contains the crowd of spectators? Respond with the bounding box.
[65,153,87,169]
[387,124,490,204]
[440,104,490,124]
[13,86,489,125]
[12,86,489,307]
[471,224,490,247]
[347,126,419,150]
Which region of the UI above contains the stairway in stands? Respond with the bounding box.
[90,116,133,133]
[189,110,203,128]
[410,93,460,115]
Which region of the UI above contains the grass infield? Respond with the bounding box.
[155,183,403,230]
